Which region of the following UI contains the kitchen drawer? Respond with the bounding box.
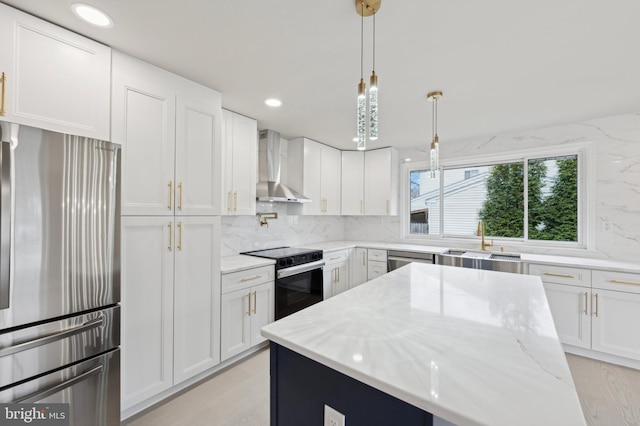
[368,260,387,280]
[592,270,640,294]
[324,249,349,265]
[368,249,387,262]
[528,264,591,287]
[222,265,274,294]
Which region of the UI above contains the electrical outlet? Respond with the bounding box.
[324,404,345,426]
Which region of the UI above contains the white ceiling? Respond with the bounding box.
[4,0,640,150]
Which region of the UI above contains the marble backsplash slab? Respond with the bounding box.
[222,112,640,262]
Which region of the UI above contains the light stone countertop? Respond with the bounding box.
[220,255,275,274]
[261,263,586,426]
[296,240,640,273]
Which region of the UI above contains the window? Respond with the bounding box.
[404,149,584,246]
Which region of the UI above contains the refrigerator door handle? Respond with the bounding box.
[0,317,104,357]
[0,122,15,310]
[15,365,103,404]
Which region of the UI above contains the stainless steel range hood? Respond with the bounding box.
[256,129,311,203]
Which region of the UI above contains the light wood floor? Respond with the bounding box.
[124,349,640,426]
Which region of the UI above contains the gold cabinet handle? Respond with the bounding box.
[0,72,6,116]
[543,272,575,279]
[594,293,599,317]
[227,191,232,213]
[610,279,640,286]
[386,200,389,214]
[246,292,252,316]
[177,221,182,251]
[234,191,238,212]
[360,200,363,214]
[252,291,257,314]
[362,252,366,266]
[168,222,172,251]
[178,182,183,211]
[583,292,588,316]
[168,181,173,210]
[337,267,340,283]
[240,274,262,282]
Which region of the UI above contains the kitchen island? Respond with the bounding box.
[261,263,586,426]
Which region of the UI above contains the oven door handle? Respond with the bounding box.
[277,260,325,279]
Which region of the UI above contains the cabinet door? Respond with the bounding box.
[175,89,221,215]
[341,151,365,215]
[121,217,174,410]
[302,140,323,215]
[231,113,257,215]
[543,283,590,349]
[323,267,333,300]
[250,282,275,346]
[112,52,176,216]
[321,145,342,215]
[364,148,398,215]
[332,262,349,296]
[0,3,110,139]
[591,289,640,360]
[221,288,252,361]
[173,217,221,384]
[350,248,368,287]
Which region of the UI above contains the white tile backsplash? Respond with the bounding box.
[223,112,640,262]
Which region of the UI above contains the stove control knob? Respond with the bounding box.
[286,257,294,265]
[279,259,286,268]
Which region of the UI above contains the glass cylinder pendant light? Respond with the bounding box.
[355,0,381,150]
[427,91,443,178]
[368,10,378,141]
[356,1,367,150]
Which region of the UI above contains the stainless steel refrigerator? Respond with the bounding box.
[0,122,121,425]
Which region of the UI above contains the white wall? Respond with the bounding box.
[344,111,640,263]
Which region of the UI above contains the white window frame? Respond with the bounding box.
[400,142,596,251]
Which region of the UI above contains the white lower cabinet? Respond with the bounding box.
[350,248,368,288]
[121,216,221,410]
[323,249,350,299]
[532,263,640,363]
[221,266,275,361]
[543,282,591,348]
[367,249,388,281]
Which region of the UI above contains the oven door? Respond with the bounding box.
[276,261,324,320]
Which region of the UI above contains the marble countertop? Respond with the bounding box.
[261,263,586,426]
[296,240,640,273]
[220,255,275,274]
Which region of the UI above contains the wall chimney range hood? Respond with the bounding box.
[256,129,311,203]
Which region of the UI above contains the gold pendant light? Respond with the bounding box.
[427,91,443,178]
[355,0,381,150]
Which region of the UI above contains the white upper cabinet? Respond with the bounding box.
[112,51,221,216]
[341,151,365,215]
[364,147,398,215]
[221,110,257,215]
[288,138,341,215]
[0,3,110,139]
[175,90,222,215]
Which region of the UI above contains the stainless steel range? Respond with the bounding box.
[243,247,324,319]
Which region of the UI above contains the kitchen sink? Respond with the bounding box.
[436,250,522,274]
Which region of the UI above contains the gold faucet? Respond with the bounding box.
[476,220,493,251]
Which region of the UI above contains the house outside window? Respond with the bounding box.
[404,145,589,248]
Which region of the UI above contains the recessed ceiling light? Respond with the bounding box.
[404,158,412,162]
[71,3,113,28]
[265,98,282,107]
[352,137,358,142]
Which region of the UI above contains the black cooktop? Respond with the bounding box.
[242,247,323,269]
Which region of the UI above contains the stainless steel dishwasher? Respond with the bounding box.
[387,250,435,271]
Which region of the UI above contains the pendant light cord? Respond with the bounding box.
[360,2,364,79]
